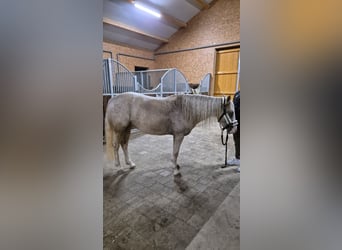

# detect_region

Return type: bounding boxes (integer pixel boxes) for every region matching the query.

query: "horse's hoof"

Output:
[127,161,136,169]
[173,172,182,177]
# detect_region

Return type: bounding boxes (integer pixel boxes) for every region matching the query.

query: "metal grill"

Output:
[160,69,190,95]
[103,59,191,96]
[199,73,211,94]
[103,59,136,96]
[133,69,167,96]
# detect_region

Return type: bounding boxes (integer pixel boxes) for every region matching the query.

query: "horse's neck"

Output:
[181,95,221,125]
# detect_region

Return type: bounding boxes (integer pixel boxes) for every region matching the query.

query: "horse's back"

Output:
[106,92,183,134]
[106,92,161,129]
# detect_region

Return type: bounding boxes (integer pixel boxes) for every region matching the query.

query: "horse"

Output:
[105,92,237,176]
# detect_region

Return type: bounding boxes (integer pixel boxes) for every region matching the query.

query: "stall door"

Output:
[214,48,240,98]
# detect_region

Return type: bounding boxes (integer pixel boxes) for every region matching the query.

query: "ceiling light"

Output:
[134,2,161,18]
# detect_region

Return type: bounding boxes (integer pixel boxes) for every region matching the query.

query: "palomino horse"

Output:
[105,92,237,176]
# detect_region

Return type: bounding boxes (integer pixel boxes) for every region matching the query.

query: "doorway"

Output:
[135,66,148,71]
[214,47,240,98]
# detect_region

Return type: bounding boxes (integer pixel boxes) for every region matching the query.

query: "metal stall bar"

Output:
[107,58,114,97]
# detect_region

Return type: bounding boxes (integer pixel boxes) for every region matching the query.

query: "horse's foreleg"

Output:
[173,134,185,177]
[121,129,136,169]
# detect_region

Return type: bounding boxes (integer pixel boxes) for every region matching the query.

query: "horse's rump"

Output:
[105,93,132,132]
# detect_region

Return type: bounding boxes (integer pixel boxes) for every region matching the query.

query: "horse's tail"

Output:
[105,114,114,161]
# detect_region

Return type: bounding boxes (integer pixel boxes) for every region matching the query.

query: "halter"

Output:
[218,96,238,131]
[219,96,238,167]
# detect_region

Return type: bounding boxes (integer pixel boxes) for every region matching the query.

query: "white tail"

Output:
[105,115,114,161]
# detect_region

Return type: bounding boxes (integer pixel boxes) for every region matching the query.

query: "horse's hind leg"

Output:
[105,117,114,161]
[121,128,136,169]
[112,131,121,168]
[173,134,185,177]
[105,118,121,168]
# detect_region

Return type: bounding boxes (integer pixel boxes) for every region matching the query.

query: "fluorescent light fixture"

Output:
[134,3,161,18]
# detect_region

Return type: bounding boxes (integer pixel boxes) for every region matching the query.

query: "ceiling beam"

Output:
[185,0,209,10]
[195,0,209,9]
[103,17,169,43]
[208,0,220,9]
[127,0,187,29]
[161,12,187,29]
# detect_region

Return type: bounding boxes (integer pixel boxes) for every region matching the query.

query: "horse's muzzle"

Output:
[228,125,238,134]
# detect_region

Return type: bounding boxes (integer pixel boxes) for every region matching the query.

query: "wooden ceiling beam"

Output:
[208,0,220,9]
[185,0,209,10]
[195,0,209,9]
[103,17,169,43]
[161,12,187,29]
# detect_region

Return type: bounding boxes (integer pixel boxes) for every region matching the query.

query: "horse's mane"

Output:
[177,94,221,124]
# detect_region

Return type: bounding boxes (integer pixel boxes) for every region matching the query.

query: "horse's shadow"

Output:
[197,163,239,173]
[173,175,189,192]
[103,168,134,192]
[172,163,239,192]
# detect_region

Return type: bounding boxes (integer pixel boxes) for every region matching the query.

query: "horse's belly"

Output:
[140,128,171,135]
[132,119,171,135]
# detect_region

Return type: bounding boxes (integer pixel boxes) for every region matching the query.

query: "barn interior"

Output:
[103,0,240,249]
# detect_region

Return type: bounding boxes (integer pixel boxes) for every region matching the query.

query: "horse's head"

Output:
[218,96,238,134]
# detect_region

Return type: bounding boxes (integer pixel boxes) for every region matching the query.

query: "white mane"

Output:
[178,94,222,125]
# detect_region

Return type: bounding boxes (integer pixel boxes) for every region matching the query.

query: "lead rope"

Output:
[221,128,229,145]
[221,96,229,167]
[221,127,229,166]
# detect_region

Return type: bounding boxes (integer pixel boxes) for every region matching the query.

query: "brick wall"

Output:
[155,0,240,93]
[103,42,156,71]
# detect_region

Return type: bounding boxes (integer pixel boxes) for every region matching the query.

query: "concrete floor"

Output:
[103,122,240,249]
